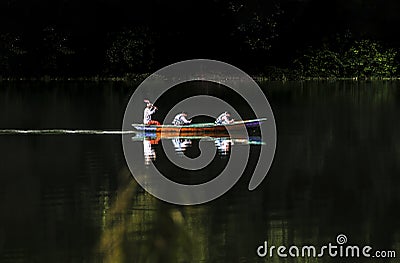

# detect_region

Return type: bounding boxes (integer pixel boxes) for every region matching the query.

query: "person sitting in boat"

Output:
[172,112,192,126]
[215,112,234,125]
[143,99,160,125]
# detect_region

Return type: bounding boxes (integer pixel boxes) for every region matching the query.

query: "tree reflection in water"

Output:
[97,168,195,263]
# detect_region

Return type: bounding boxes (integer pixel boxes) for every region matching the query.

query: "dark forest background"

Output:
[1,0,400,79]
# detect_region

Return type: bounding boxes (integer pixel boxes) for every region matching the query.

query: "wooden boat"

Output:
[132,118,266,137]
[131,135,265,145]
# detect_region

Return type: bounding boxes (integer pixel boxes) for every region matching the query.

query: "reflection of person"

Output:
[215,138,232,155]
[215,112,234,125]
[143,139,156,165]
[172,112,192,126]
[143,99,160,125]
[172,138,191,154]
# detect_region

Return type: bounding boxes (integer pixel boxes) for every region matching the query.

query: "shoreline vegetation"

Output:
[2,2,400,83]
[1,36,399,82]
[0,68,400,82]
[1,73,400,83]
[2,24,400,82]
[1,29,400,82]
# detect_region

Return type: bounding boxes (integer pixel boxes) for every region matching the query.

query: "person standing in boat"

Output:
[215,112,234,125]
[172,112,192,126]
[143,99,160,125]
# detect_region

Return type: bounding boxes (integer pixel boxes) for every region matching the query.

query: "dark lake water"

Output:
[0,81,399,262]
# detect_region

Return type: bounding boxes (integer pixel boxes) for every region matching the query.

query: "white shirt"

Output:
[172,114,191,125]
[215,113,232,125]
[143,107,156,124]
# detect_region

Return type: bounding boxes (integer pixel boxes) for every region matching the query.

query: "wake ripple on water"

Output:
[0,130,136,135]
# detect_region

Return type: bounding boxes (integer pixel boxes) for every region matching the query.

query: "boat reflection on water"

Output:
[171,138,192,155]
[214,138,231,155]
[135,135,263,165]
[143,138,160,165]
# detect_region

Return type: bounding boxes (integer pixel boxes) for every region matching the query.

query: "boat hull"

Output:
[132,118,265,137]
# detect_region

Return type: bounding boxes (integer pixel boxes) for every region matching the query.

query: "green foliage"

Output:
[0,33,26,74]
[296,38,398,79]
[40,26,75,74]
[105,28,154,74]
[344,40,397,79]
[229,0,282,53]
[236,13,279,52]
[262,66,301,81]
[295,46,344,78]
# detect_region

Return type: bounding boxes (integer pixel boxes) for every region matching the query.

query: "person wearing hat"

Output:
[143,99,160,125]
[172,112,192,126]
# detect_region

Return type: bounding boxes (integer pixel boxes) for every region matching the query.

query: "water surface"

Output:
[0,81,399,262]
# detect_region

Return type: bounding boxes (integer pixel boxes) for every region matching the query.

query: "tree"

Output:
[105,28,154,75]
[295,46,343,78]
[295,36,398,79]
[40,26,75,75]
[0,33,26,76]
[344,40,397,79]
[228,0,282,54]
